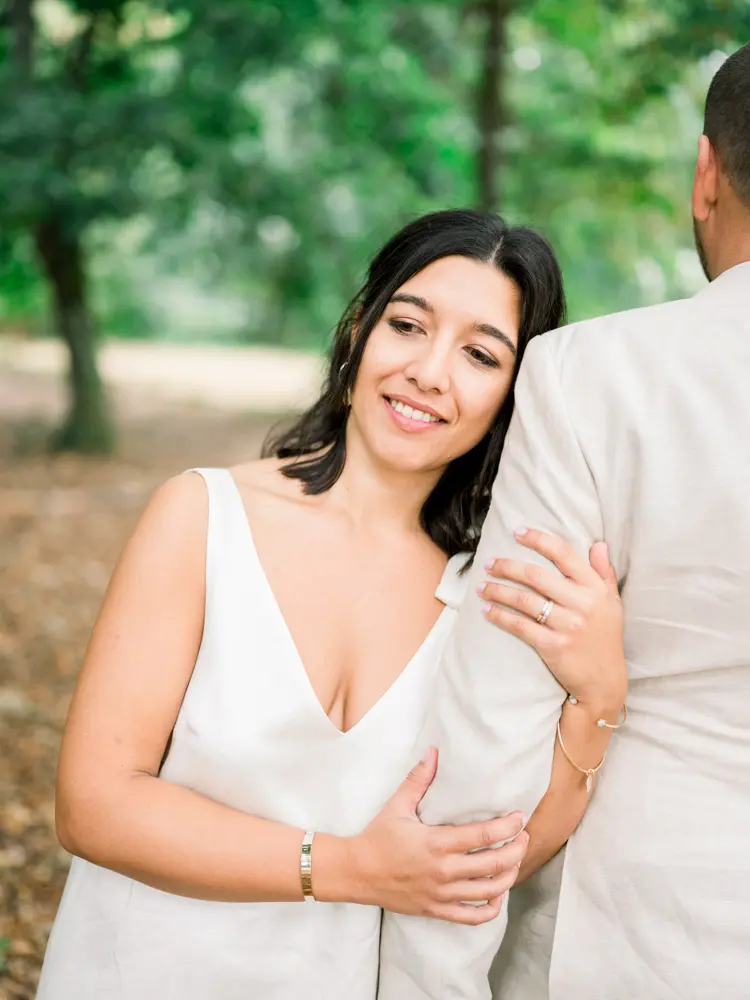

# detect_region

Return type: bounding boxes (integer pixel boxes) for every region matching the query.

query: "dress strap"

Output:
[435,552,472,610]
[183,468,250,590]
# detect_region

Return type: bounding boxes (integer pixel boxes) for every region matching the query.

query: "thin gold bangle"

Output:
[556,720,605,794]
[568,697,627,729]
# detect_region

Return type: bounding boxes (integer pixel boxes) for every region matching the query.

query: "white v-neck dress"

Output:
[37,468,469,1000]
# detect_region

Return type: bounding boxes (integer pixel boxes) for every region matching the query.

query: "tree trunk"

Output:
[8,0,35,73]
[34,218,115,453]
[476,0,511,211]
[10,1,112,453]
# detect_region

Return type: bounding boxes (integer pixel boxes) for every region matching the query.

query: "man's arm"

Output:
[378,333,604,1000]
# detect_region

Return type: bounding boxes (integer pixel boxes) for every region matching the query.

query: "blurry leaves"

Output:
[0,0,748,342]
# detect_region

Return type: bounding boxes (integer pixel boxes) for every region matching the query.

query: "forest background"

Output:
[2,1,748,451]
[0,3,748,997]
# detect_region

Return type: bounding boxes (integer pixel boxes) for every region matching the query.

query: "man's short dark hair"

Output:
[704,42,750,206]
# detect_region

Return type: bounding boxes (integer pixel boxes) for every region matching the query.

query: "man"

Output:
[378,42,750,1000]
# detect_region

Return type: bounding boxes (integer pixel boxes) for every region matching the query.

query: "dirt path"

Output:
[1,337,325,415]
[0,343,319,998]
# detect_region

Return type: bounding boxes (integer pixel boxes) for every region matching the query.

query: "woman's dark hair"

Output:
[264,208,566,557]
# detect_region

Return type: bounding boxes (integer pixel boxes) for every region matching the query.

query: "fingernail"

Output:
[484,558,494,570]
[481,603,492,615]
[476,583,486,596]
[514,527,528,537]
[520,812,529,826]
[420,748,431,764]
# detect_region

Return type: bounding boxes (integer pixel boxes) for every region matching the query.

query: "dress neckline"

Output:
[223,470,452,738]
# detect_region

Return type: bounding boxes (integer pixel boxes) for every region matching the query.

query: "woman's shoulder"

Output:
[129,460,280,544]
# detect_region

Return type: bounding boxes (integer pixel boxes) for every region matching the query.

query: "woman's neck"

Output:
[325,430,443,536]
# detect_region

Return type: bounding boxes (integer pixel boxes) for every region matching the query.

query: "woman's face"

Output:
[350,255,522,476]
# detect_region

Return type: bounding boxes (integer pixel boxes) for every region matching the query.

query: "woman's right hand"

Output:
[319,748,528,924]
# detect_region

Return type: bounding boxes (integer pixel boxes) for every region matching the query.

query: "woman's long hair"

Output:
[264,209,566,557]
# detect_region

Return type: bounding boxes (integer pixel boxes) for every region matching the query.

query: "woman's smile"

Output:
[384,395,446,432]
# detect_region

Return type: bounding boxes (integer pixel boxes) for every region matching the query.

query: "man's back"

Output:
[497,262,750,999]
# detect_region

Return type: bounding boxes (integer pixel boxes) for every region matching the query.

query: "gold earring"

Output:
[338,361,352,408]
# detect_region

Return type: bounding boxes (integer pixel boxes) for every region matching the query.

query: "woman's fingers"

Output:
[481,601,560,651]
[510,527,598,584]
[446,866,522,903]
[436,896,504,926]
[589,541,619,591]
[478,580,580,629]
[446,831,529,881]
[439,811,527,854]
[484,554,594,608]
[481,561,581,608]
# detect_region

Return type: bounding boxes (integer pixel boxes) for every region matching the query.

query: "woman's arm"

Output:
[480,529,627,882]
[515,694,619,883]
[57,473,528,917]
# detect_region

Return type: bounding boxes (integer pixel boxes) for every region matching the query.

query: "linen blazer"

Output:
[378,262,750,1000]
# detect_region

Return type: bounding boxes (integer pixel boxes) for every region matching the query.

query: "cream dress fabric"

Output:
[36,467,468,1000]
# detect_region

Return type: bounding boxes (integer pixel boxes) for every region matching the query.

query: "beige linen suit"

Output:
[378,263,750,1000]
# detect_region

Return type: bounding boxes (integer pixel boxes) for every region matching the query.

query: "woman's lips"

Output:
[383,396,445,432]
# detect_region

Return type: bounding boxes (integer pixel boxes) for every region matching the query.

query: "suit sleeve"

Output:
[377,334,604,999]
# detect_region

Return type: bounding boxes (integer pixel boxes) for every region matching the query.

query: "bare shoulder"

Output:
[229,456,307,508]
[110,472,214,586]
[138,470,210,541]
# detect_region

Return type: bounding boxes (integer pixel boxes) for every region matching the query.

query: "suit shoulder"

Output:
[539,296,694,361]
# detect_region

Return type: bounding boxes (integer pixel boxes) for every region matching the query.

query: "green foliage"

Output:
[1,0,749,349]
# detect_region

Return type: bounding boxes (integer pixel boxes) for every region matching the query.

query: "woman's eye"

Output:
[465,346,499,369]
[389,319,423,336]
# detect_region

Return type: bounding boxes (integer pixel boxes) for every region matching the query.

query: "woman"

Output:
[37,210,626,999]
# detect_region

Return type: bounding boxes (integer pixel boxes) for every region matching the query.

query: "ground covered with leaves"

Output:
[0,368,278,998]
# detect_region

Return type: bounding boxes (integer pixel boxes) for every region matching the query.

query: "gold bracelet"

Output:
[300,830,315,902]
[568,696,627,729]
[556,720,605,794]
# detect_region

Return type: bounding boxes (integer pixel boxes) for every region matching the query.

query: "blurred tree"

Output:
[1,0,749,439]
[153,0,477,343]
[0,0,257,451]
[510,0,750,317]
[475,0,513,210]
[3,0,124,451]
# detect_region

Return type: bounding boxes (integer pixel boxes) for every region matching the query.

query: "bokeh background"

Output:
[0,1,748,995]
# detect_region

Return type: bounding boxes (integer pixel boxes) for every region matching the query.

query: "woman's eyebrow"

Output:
[390,293,433,313]
[473,323,517,356]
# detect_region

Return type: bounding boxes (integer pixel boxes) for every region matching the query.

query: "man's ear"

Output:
[692,134,719,223]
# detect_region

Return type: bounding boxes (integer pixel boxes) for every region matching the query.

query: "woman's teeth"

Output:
[388,398,441,423]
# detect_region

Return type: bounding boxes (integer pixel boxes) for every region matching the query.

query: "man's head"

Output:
[693,42,750,280]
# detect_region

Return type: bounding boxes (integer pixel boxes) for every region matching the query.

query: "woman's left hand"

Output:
[479,528,626,711]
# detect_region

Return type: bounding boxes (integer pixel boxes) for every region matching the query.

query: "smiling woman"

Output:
[355,255,522,483]
[268,209,566,556]
[33,209,634,1000]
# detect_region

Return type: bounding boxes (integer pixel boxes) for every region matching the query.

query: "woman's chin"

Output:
[370,443,448,477]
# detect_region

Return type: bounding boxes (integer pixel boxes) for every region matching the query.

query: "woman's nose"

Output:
[405,342,451,395]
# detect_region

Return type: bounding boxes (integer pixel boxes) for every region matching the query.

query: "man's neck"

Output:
[711,216,750,280]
